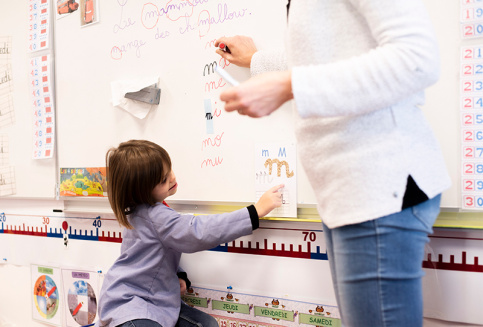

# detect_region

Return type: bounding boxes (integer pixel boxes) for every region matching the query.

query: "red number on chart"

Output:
[464,114,474,125]
[302,231,316,242]
[463,8,474,21]
[464,163,475,175]
[464,179,475,191]
[464,195,474,208]
[465,146,475,158]
[463,97,473,109]
[465,25,475,37]
[464,130,474,141]
[464,81,473,92]
[463,64,473,75]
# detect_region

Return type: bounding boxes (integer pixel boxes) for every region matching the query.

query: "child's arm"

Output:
[149,185,283,253]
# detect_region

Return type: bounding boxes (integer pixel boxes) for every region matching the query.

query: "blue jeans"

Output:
[117,302,218,327]
[322,195,441,327]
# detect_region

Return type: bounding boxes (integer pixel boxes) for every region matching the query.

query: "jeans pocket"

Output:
[411,194,441,232]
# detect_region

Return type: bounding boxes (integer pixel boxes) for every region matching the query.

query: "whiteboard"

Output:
[0,0,57,199]
[47,0,469,208]
[54,0,319,205]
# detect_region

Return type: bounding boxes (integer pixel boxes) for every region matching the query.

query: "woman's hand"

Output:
[220,71,293,118]
[215,35,257,68]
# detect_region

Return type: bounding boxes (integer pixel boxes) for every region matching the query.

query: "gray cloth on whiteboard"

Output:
[95,203,255,327]
[250,0,451,228]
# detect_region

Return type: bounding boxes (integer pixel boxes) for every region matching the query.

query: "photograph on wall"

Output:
[61,268,99,327]
[80,0,99,26]
[56,0,79,19]
[31,264,62,326]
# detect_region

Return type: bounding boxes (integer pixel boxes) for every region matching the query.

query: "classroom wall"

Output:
[1,198,483,326]
[2,0,483,326]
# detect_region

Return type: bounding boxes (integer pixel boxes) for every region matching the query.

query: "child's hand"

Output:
[179,278,186,295]
[255,184,284,218]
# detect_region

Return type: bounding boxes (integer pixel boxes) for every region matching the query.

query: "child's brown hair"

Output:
[106,140,171,229]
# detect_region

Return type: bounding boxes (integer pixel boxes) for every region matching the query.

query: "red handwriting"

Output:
[111,46,122,60]
[197,10,210,38]
[213,102,222,117]
[218,57,230,69]
[205,78,226,92]
[205,38,217,49]
[201,156,224,168]
[201,132,225,151]
[141,3,159,29]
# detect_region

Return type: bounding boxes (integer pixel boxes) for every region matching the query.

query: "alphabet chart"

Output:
[30,55,54,159]
[28,0,50,52]
[255,143,297,217]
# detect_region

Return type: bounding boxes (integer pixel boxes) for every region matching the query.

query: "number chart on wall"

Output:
[460,45,483,208]
[460,1,483,209]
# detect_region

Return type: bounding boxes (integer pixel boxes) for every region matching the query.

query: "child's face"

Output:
[151,170,178,203]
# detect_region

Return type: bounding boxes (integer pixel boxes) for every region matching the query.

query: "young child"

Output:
[96,139,283,327]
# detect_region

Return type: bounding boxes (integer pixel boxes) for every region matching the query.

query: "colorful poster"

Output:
[61,268,99,327]
[59,167,107,197]
[255,143,297,217]
[31,264,62,326]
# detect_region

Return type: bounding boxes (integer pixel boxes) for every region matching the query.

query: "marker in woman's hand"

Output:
[219,42,231,54]
[215,66,239,86]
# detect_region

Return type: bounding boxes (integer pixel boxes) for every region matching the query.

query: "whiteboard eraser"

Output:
[125,85,161,105]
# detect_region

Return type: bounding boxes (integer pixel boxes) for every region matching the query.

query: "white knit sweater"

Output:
[251,0,451,228]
